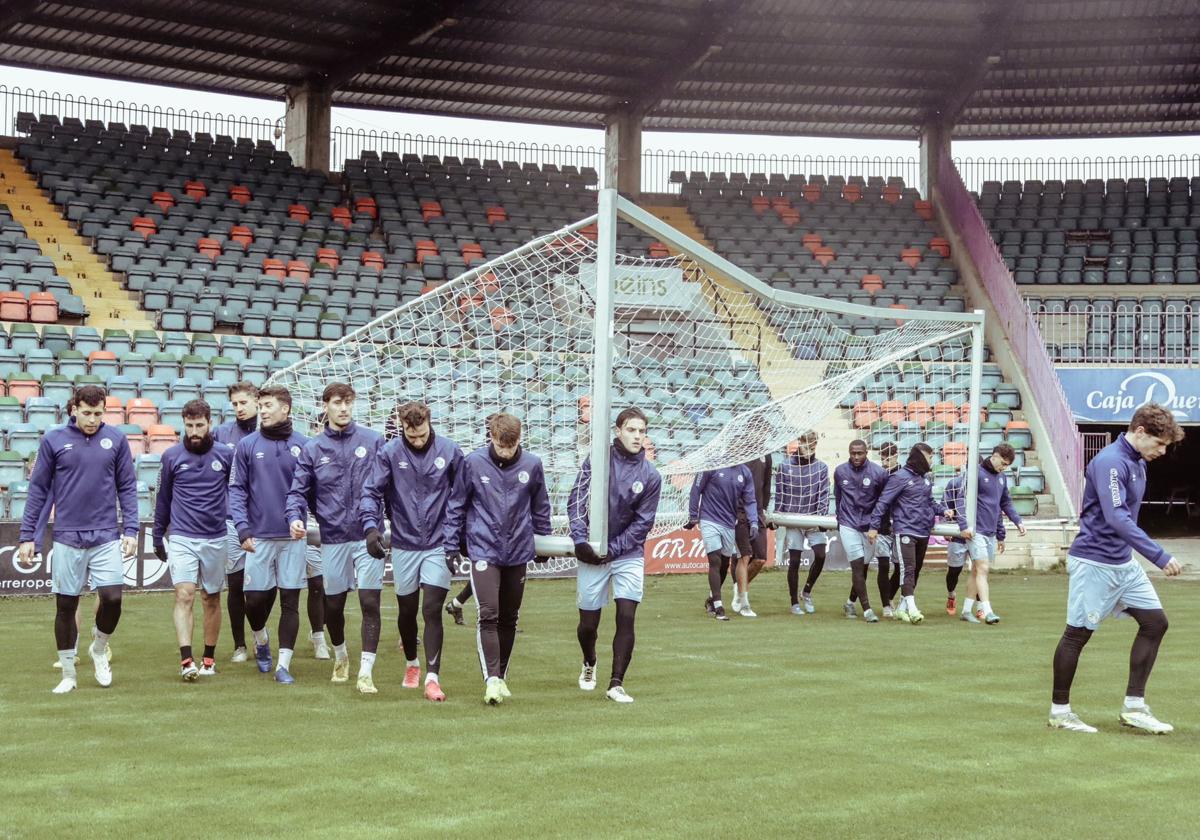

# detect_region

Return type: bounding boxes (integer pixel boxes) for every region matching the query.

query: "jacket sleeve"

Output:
[284,444,314,526]
[687,471,708,523]
[567,456,591,544]
[945,479,967,531]
[228,440,251,542]
[359,443,389,533]
[153,451,173,541]
[19,436,56,543]
[608,469,662,558]
[441,457,472,554]
[996,517,1007,542]
[869,470,905,532]
[1096,457,1168,567]
[759,455,771,513]
[928,481,946,521]
[817,463,830,517]
[115,436,139,538]
[832,466,844,519]
[740,468,759,536]
[530,461,553,537]
[999,476,1023,527]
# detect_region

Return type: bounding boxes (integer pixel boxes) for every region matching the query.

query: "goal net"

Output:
[267,194,984,572]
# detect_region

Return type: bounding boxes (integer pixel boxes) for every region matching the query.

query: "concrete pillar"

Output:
[918,121,951,199]
[285,81,332,174]
[603,109,643,197]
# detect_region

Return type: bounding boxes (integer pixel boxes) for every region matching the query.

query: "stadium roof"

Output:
[2,0,1199,140]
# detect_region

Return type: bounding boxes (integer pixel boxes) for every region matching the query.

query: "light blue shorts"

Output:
[577,555,644,609]
[838,526,872,562]
[700,520,738,557]
[305,543,323,578]
[946,541,969,568]
[168,535,226,594]
[1067,555,1162,631]
[873,536,892,561]
[52,540,123,596]
[392,547,450,596]
[322,540,382,595]
[968,533,997,564]
[786,527,827,551]
[224,520,246,574]
[244,538,308,591]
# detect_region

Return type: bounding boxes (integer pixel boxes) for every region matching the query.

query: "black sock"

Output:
[877,558,892,606]
[324,591,348,647]
[203,644,215,660]
[803,545,826,595]
[359,589,381,654]
[787,549,803,604]
[226,570,246,648]
[610,599,637,688]
[719,555,730,587]
[888,562,900,601]
[277,589,300,650]
[55,594,80,651]
[306,575,324,635]
[421,584,447,673]
[850,559,871,612]
[707,552,725,601]
[1125,608,1168,698]
[577,608,601,666]
[1052,624,1093,705]
[180,645,193,662]
[396,591,420,661]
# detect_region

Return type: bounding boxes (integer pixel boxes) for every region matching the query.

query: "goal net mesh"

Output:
[267,219,979,572]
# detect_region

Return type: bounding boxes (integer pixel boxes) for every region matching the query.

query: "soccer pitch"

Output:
[2,571,1197,839]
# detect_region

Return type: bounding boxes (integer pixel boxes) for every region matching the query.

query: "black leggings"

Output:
[894,535,929,598]
[324,591,348,646]
[707,552,730,601]
[306,575,324,635]
[577,599,638,688]
[472,562,526,679]
[1052,609,1169,705]
[802,545,826,594]
[946,564,964,594]
[420,583,448,673]
[788,545,824,604]
[359,589,381,654]
[54,590,119,650]
[226,569,246,648]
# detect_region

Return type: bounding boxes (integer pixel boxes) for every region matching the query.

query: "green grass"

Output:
[2,571,1198,839]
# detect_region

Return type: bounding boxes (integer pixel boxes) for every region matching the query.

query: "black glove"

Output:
[760,514,775,531]
[153,539,167,563]
[534,555,549,564]
[446,551,462,574]
[365,528,386,560]
[574,542,602,565]
[684,521,697,531]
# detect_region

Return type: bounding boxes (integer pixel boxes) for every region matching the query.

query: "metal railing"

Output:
[1027,303,1197,367]
[0,85,280,145]
[954,155,1200,195]
[330,127,603,177]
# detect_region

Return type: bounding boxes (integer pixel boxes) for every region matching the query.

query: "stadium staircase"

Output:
[0,149,150,331]
[643,202,858,460]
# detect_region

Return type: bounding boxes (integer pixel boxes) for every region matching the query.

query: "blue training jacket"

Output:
[153,441,233,541]
[568,442,663,560]
[1069,435,1168,568]
[442,446,553,566]
[774,455,830,517]
[833,459,889,531]
[869,465,944,537]
[689,465,758,534]
[945,474,1007,544]
[228,427,310,542]
[286,422,384,545]
[360,431,463,551]
[20,419,138,548]
[952,459,1022,538]
[213,417,256,518]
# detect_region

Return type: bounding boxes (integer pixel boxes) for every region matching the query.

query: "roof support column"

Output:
[285,81,332,174]
[604,108,643,197]
[919,121,951,200]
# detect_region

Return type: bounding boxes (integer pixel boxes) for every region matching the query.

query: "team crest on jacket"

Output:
[632,480,644,494]
[475,560,488,572]
[862,477,871,486]
[100,438,113,450]
[354,446,367,458]
[290,446,301,457]
[518,470,530,484]
[434,456,446,470]
[211,461,223,471]
[736,474,744,483]
[397,459,410,469]
[319,456,331,465]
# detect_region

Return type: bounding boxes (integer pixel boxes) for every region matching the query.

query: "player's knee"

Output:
[421,598,443,624]
[706,551,723,570]
[307,575,323,593]
[97,585,122,608]
[1139,610,1168,638]
[55,593,80,616]
[975,559,990,575]
[174,584,196,603]
[1062,624,1093,650]
[812,544,826,562]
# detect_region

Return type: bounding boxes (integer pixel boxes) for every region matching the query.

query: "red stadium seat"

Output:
[197,238,221,260]
[102,395,125,426]
[184,180,207,200]
[132,216,157,238]
[147,424,179,455]
[330,207,351,228]
[354,197,377,218]
[853,400,880,429]
[648,242,670,259]
[750,195,769,215]
[287,204,310,223]
[914,200,934,220]
[942,441,968,468]
[286,260,310,281]
[933,400,959,425]
[843,183,863,203]
[801,233,823,252]
[476,271,500,295]
[882,185,902,204]
[929,236,951,258]
[486,205,507,225]
[907,400,933,427]
[490,306,515,331]
[420,200,443,222]
[262,258,286,278]
[461,243,486,265]
[861,274,884,294]
[229,185,251,204]
[961,402,987,425]
[361,251,384,272]
[230,226,253,246]
[125,398,158,430]
[880,400,906,426]
[6,373,39,403]
[315,248,340,270]
[415,240,439,264]
[900,248,922,269]
[458,293,484,313]
[124,431,147,458]
[802,184,822,203]
[28,292,57,323]
[813,246,836,267]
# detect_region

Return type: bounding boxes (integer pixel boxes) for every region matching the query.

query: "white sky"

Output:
[5,66,1199,161]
